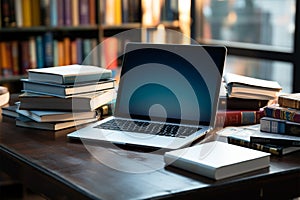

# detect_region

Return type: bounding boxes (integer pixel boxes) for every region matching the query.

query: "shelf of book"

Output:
[0,0,190,93]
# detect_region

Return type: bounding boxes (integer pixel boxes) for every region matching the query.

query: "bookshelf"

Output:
[0,0,191,93]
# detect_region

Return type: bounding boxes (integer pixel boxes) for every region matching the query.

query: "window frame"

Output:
[191,0,300,92]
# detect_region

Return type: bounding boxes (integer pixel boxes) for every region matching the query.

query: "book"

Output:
[260,117,300,136]
[27,64,112,84]
[164,141,270,180]
[43,32,54,67]
[217,125,300,156]
[21,78,115,97]
[219,96,270,111]
[0,86,9,107]
[264,105,300,123]
[250,133,300,147]
[18,89,116,111]
[1,104,19,118]
[278,93,300,109]
[224,73,282,100]
[16,115,98,131]
[215,109,264,127]
[16,108,98,122]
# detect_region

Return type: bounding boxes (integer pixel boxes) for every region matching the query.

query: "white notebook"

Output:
[164,141,270,180]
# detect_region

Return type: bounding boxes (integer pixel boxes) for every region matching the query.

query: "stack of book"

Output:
[216,73,282,127]
[15,64,116,131]
[256,93,300,146]
[217,124,300,156]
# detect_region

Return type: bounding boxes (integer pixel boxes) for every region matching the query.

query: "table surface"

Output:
[0,113,300,200]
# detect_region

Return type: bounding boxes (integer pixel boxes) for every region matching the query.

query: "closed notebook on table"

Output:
[164,141,270,180]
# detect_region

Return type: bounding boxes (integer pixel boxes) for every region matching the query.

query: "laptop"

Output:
[68,43,227,149]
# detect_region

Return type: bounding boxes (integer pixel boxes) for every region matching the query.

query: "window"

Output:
[192,0,299,92]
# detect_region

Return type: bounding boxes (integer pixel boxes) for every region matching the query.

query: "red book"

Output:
[215,109,265,127]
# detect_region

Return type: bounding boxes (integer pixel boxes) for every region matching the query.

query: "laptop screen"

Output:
[114,43,226,126]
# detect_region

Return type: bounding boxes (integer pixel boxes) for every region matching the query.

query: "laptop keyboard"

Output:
[94,119,201,138]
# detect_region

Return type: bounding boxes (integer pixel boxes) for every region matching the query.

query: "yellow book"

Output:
[22,0,32,27]
[114,0,122,25]
[57,41,65,66]
[31,0,41,26]
[72,0,79,26]
[64,38,71,65]
[70,40,77,64]
[0,42,9,71]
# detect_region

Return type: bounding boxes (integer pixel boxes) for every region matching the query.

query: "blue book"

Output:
[36,36,44,68]
[76,38,83,64]
[50,0,57,26]
[43,32,54,67]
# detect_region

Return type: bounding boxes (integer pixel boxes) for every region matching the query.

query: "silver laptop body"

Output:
[68,43,227,149]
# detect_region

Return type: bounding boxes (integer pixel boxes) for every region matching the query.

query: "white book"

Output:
[16,108,97,122]
[27,64,112,84]
[164,141,270,180]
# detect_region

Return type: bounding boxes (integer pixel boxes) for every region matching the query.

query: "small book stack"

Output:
[216,73,282,127]
[15,64,116,131]
[254,93,300,147]
[217,125,300,156]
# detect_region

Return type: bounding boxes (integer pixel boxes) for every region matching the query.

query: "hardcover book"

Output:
[27,64,112,84]
[219,96,270,111]
[250,133,300,147]
[21,78,115,97]
[278,93,300,109]
[16,115,98,131]
[224,73,282,100]
[18,89,116,111]
[217,126,300,156]
[164,141,270,180]
[260,117,300,136]
[16,108,98,122]
[215,109,264,127]
[1,104,19,118]
[264,105,300,123]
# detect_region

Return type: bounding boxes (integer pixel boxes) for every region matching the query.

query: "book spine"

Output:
[227,137,282,156]
[20,40,31,74]
[22,0,32,27]
[50,0,57,26]
[250,136,300,147]
[264,106,300,123]
[57,0,64,26]
[260,117,286,134]
[15,0,23,27]
[43,32,54,67]
[1,0,11,27]
[31,0,41,26]
[89,0,96,25]
[215,110,264,127]
[40,0,50,26]
[64,0,72,26]
[79,0,89,25]
[278,95,300,110]
[11,40,19,75]
[72,0,79,26]
[29,37,37,69]
[36,36,44,68]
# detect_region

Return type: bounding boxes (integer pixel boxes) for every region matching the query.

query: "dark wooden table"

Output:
[0,114,300,200]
